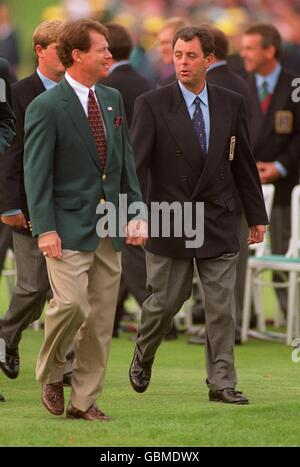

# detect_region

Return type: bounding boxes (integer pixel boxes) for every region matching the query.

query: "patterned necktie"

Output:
[192,96,207,156]
[260,80,271,114]
[88,89,107,171]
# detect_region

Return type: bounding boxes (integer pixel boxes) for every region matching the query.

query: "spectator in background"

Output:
[240,23,300,317]
[0,54,15,403]
[0,3,20,76]
[157,17,188,85]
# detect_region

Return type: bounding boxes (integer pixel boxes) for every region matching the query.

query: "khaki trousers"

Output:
[36,237,121,411]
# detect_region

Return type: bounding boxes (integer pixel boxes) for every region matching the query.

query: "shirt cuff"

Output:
[39,230,56,237]
[274,161,287,178]
[1,209,22,216]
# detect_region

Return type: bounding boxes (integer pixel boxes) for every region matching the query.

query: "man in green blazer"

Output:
[24,19,146,421]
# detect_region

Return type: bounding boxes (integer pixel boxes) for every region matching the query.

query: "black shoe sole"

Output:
[0,362,19,380]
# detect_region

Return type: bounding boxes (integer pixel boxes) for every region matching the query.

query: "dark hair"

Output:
[209,27,228,60]
[106,23,133,61]
[57,18,108,68]
[172,26,215,57]
[244,23,282,59]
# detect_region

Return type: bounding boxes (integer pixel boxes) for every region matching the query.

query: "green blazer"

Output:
[24,79,143,252]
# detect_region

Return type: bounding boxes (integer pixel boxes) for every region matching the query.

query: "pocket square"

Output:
[114,116,123,128]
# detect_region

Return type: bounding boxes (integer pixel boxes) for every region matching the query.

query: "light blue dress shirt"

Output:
[178,80,210,153]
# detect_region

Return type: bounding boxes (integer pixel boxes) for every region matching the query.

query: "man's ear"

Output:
[72,49,82,63]
[204,53,214,70]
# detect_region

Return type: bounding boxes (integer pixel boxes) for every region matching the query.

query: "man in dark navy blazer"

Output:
[129,27,268,404]
[0,55,15,403]
[240,23,300,316]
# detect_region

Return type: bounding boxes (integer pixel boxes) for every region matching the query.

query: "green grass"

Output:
[0,327,300,446]
[0,271,298,446]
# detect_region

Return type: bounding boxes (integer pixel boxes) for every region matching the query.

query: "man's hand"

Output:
[257,161,281,183]
[126,219,148,246]
[1,213,28,229]
[38,232,62,259]
[248,225,267,245]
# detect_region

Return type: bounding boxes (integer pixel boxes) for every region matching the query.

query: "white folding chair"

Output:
[242,184,300,345]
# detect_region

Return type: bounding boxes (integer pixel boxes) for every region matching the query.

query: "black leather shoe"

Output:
[0,346,20,379]
[209,388,249,404]
[129,349,153,393]
[62,371,72,387]
[0,393,5,402]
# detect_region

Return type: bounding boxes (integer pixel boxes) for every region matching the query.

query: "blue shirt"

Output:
[178,80,210,153]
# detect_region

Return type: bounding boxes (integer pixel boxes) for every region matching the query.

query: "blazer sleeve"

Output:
[24,97,57,236]
[231,96,269,227]
[0,59,15,156]
[0,86,24,212]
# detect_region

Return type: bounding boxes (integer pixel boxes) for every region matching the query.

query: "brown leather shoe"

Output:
[66,403,110,421]
[209,388,249,404]
[42,382,64,415]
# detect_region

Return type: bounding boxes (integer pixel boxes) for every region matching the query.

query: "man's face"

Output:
[173,37,212,92]
[38,42,65,77]
[240,33,274,73]
[79,30,112,81]
[158,27,175,65]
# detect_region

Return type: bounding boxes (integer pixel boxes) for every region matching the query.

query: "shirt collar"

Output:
[37,68,60,90]
[178,80,208,109]
[109,60,130,74]
[255,62,282,94]
[208,60,227,71]
[65,71,96,95]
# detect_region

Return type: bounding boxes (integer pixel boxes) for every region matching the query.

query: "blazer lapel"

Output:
[191,84,229,198]
[60,79,101,172]
[164,82,205,175]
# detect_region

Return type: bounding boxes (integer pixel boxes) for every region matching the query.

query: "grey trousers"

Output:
[136,251,239,391]
[0,231,51,349]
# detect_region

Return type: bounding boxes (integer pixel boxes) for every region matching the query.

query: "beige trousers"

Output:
[36,237,121,411]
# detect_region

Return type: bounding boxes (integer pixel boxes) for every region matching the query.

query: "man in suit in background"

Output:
[189,26,253,345]
[129,27,268,404]
[0,56,15,282]
[101,23,155,338]
[0,21,65,382]
[24,19,146,421]
[240,23,300,317]
[0,55,15,403]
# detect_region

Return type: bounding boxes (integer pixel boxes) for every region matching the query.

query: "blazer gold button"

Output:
[102,174,106,181]
[100,198,106,204]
